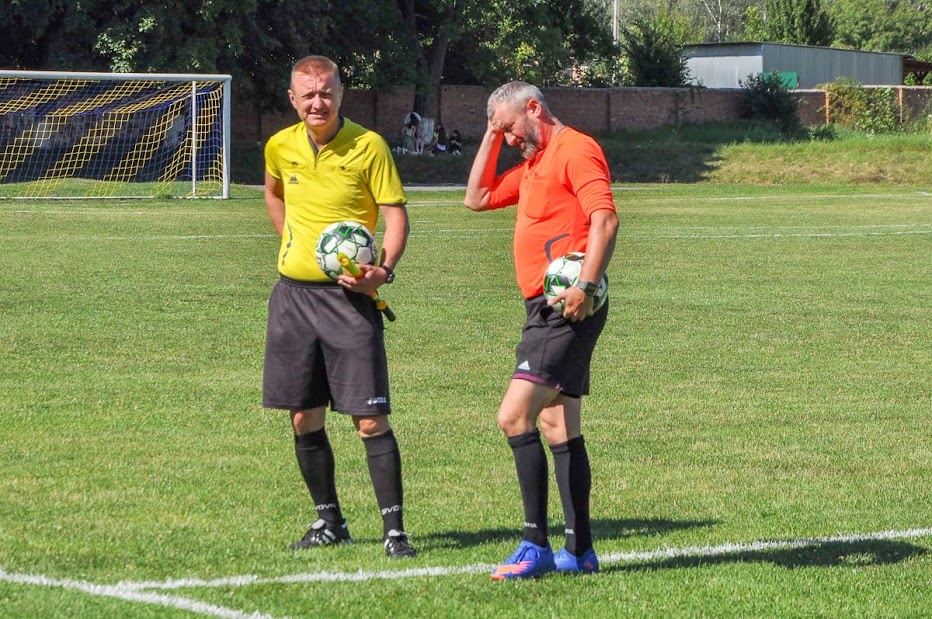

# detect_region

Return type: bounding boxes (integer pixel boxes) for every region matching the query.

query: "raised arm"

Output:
[464,120,504,211]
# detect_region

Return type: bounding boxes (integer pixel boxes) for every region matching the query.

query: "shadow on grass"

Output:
[421,517,716,550]
[603,539,927,573]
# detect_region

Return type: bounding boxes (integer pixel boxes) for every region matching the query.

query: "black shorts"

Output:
[512,295,608,397]
[262,277,390,415]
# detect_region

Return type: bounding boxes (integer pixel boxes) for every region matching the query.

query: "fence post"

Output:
[898,86,904,124]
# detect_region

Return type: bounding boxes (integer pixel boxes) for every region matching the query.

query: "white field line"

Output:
[0,233,277,242]
[2,527,930,618]
[1,223,929,243]
[409,190,932,206]
[0,569,274,619]
[405,226,932,241]
[94,234,278,241]
[406,188,932,206]
[6,189,930,215]
[624,228,932,240]
[631,191,932,204]
[9,210,258,216]
[5,226,927,243]
[639,222,932,231]
[599,526,932,564]
[120,526,932,591]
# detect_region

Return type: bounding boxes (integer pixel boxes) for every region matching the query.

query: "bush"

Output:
[806,124,837,141]
[821,78,900,134]
[739,71,800,135]
[904,99,932,134]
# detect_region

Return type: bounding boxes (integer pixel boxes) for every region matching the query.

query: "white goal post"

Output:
[0,70,231,199]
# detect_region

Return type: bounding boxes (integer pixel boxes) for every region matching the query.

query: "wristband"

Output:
[381,265,396,284]
[575,280,598,296]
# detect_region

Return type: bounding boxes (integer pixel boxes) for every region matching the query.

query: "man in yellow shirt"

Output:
[263,55,414,558]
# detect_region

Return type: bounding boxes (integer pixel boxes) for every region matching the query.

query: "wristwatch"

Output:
[381,265,396,284]
[575,280,598,296]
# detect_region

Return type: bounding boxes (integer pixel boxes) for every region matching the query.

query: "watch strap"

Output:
[381,264,395,283]
[575,280,598,296]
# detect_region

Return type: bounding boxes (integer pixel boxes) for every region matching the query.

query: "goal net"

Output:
[0,70,231,199]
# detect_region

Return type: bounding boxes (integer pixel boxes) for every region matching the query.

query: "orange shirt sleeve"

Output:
[565,137,614,216]
[487,162,524,210]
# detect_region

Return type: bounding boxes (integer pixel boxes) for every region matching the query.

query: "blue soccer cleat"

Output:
[490,540,556,580]
[554,547,600,574]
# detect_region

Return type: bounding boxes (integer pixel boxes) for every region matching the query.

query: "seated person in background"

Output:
[448,129,463,155]
[432,124,448,155]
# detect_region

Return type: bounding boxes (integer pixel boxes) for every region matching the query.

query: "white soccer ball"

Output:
[543,252,608,314]
[315,220,377,280]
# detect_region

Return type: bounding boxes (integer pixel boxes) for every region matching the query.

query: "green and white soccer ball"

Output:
[543,252,608,314]
[315,220,377,280]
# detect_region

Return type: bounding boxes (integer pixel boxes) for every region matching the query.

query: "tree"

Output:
[395,0,616,112]
[691,0,749,42]
[828,0,932,55]
[387,0,618,144]
[395,0,465,121]
[0,0,61,69]
[619,16,692,87]
[749,0,833,46]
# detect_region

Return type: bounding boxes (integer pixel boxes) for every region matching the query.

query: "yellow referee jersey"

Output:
[265,118,407,281]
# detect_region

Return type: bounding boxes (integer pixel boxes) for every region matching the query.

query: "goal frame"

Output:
[0,70,232,199]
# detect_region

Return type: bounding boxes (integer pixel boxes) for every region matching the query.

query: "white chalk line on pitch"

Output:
[6,189,930,215]
[631,191,932,204]
[0,569,275,619]
[5,226,926,243]
[4,528,930,619]
[409,226,932,240]
[0,233,279,242]
[406,190,932,205]
[9,209,259,216]
[625,228,932,239]
[1,223,929,243]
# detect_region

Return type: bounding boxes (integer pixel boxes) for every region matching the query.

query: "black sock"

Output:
[362,429,405,536]
[508,429,549,547]
[294,429,343,523]
[550,435,592,555]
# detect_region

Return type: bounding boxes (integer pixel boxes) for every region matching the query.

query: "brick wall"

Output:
[232,86,931,143]
[896,87,932,122]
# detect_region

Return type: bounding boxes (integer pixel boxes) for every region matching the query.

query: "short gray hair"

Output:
[486,81,551,119]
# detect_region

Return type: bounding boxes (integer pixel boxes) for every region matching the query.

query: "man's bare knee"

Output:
[355,415,390,438]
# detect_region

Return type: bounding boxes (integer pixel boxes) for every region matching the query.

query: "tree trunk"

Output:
[398,0,454,123]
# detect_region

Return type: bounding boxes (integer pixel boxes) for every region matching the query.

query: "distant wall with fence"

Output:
[234,85,932,145]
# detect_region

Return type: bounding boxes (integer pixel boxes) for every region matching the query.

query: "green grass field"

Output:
[1,184,930,618]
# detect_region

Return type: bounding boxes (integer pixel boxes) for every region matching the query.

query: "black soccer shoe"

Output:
[290,519,353,550]
[384,529,417,558]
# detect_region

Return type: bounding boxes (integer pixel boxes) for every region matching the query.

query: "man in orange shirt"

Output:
[465,81,618,580]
